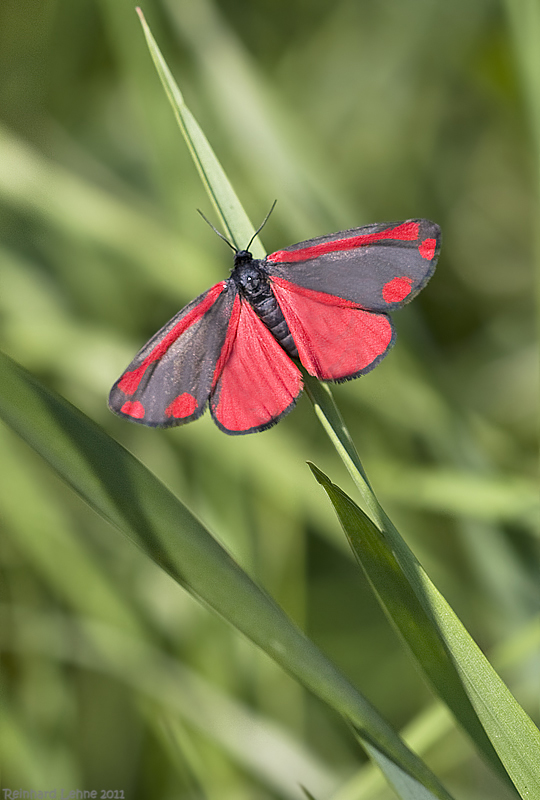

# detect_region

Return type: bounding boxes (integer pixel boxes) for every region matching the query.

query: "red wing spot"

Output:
[118,368,145,395]
[382,276,413,303]
[166,393,198,419]
[121,400,145,419]
[419,238,437,260]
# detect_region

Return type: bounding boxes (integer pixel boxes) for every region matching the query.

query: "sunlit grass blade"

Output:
[353,737,452,800]
[136,7,263,256]
[0,350,454,800]
[310,462,540,798]
[332,615,540,800]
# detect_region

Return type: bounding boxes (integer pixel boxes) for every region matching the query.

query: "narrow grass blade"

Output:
[359,740,451,800]
[136,7,263,256]
[310,462,540,798]
[0,351,454,800]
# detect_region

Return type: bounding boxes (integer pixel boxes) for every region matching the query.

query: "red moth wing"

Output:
[265,219,440,311]
[210,296,302,434]
[270,277,395,381]
[109,282,235,427]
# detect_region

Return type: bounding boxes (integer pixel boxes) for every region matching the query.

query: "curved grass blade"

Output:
[136,7,263,257]
[310,460,540,798]
[0,350,454,800]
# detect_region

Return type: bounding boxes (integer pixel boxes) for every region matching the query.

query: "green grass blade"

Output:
[136,7,264,256]
[358,740,452,800]
[0,350,454,800]
[310,462,540,798]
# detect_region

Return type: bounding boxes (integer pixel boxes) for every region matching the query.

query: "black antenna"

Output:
[196,209,237,252]
[246,199,277,251]
[197,200,278,253]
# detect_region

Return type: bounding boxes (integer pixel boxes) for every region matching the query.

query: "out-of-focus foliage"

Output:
[0,0,537,798]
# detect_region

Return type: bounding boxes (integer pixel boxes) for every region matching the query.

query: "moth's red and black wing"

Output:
[265,219,440,311]
[209,295,302,434]
[262,218,439,382]
[109,281,235,427]
[109,281,303,434]
[270,278,395,381]
[110,218,440,432]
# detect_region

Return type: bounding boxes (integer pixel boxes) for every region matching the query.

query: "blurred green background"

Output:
[0,0,537,798]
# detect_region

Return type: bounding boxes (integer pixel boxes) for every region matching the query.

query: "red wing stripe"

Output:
[211,295,242,390]
[118,282,226,395]
[271,277,363,308]
[267,222,420,264]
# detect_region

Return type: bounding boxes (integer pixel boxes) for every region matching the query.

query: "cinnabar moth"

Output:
[109,218,440,434]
